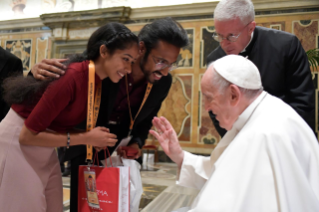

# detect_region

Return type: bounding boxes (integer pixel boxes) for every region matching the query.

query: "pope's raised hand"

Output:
[149,116,184,168]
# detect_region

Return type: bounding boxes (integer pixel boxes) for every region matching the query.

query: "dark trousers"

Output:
[70,153,87,212]
[60,161,71,173]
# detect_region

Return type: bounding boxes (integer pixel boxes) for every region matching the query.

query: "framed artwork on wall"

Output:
[177,28,195,69]
[52,40,87,59]
[5,39,32,71]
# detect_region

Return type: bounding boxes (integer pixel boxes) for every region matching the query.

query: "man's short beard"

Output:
[139,54,159,85]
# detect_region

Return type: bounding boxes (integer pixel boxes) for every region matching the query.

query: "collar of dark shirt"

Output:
[109,74,148,123]
[127,73,148,88]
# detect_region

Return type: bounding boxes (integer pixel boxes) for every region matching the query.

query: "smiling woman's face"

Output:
[101,44,139,83]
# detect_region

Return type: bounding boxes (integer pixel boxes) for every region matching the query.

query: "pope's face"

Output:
[214,18,255,55]
[201,70,236,130]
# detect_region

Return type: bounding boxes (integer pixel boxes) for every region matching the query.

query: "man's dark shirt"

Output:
[110,74,147,123]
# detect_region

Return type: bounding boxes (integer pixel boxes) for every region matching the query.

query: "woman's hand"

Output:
[19,125,117,148]
[86,127,118,147]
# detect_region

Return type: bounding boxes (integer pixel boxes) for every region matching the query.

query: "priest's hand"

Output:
[31,58,67,80]
[149,116,184,168]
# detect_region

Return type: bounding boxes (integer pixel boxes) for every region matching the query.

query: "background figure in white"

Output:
[150,55,319,212]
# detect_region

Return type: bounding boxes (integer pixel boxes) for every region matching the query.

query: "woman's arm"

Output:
[19,125,117,147]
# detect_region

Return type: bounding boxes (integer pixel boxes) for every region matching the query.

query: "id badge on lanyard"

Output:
[85,61,101,209]
[83,168,100,209]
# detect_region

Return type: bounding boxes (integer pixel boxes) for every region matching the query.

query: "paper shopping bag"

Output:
[78,161,130,211]
[103,156,143,212]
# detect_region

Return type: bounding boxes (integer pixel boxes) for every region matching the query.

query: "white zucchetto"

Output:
[213,55,262,89]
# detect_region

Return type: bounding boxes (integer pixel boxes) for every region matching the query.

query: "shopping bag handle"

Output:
[93,148,113,167]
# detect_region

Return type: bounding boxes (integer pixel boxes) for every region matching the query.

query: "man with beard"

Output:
[30,17,189,211]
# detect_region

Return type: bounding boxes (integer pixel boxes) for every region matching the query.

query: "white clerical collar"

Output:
[232,91,267,131]
[241,31,254,53]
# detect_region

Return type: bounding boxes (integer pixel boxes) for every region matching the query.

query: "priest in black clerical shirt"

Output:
[207,0,315,136]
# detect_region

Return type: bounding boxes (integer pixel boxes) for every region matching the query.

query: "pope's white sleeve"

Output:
[177,151,212,190]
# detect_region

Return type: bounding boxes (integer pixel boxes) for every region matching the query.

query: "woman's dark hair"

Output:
[67,22,138,65]
[3,22,138,105]
[138,17,189,59]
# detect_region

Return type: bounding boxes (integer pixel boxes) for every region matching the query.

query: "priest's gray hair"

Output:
[210,67,263,99]
[214,0,255,25]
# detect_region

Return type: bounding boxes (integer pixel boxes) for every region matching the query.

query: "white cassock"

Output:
[178,91,319,212]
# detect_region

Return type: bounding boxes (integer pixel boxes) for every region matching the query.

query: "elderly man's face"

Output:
[214,18,255,55]
[201,69,237,130]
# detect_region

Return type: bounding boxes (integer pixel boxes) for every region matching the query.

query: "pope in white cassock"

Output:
[150,55,319,212]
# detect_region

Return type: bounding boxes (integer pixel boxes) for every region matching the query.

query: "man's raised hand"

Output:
[149,116,184,168]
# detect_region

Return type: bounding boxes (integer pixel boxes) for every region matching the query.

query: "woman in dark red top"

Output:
[0,23,139,212]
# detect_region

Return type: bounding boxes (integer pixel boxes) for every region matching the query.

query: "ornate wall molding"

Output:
[0,17,45,31]
[36,38,48,63]
[129,0,319,22]
[252,0,319,10]
[0,1,318,31]
[39,7,131,40]
[52,39,87,58]
[40,6,131,29]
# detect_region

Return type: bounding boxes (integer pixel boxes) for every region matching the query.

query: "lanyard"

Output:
[86,60,102,163]
[125,74,153,137]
